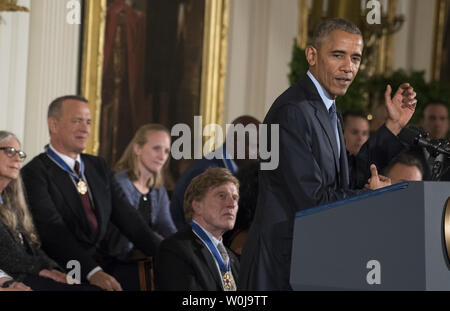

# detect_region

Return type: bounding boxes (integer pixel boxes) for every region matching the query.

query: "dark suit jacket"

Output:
[21,153,162,280]
[155,225,240,291]
[239,75,404,290]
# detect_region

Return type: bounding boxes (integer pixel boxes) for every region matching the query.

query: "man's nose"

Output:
[341,57,352,72]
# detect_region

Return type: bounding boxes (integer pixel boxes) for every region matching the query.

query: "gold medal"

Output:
[222,271,236,291]
[77,180,88,195]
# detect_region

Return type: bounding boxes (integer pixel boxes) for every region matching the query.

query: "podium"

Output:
[290,182,450,290]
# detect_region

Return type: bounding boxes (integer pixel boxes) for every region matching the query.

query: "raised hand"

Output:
[385,83,417,135]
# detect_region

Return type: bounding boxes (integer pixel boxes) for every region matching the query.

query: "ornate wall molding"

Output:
[200,0,230,128]
[80,0,107,155]
[432,0,448,80]
[0,0,29,12]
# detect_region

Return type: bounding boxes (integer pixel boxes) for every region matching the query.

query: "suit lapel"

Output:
[337,115,349,187]
[193,233,223,289]
[302,75,341,176]
[314,104,341,175]
[42,155,92,239]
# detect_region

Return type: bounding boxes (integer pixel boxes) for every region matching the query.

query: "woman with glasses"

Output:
[0,131,99,291]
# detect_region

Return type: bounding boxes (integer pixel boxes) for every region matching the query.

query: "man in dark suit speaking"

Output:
[239,18,417,290]
[21,95,162,291]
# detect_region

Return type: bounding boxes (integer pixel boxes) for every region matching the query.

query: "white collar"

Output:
[307,71,335,111]
[192,220,222,247]
[49,144,81,171]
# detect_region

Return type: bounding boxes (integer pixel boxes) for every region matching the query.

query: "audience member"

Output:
[370,103,388,133]
[406,102,450,180]
[0,131,97,291]
[170,115,260,229]
[343,111,370,156]
[422,101,449,140]
[155,168,240,291]
[21,95,162,291]
[110,124,176,260]
[383,152,423,183]
[344,111,370,188]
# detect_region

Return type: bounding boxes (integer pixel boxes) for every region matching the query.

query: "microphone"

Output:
[399,126,450,157]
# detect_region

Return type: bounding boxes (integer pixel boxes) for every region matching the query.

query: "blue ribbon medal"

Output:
[45,146,88,195]
[191,222,236,290]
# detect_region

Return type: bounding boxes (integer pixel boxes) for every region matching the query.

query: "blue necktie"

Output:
[329,103,340,158]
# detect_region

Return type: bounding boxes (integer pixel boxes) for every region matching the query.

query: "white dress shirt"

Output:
[0,269,11,279]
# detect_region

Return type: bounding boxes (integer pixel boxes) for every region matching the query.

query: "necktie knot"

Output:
[329,103,337,116]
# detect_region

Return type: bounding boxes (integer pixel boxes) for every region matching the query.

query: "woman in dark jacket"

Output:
[0,131,97,291]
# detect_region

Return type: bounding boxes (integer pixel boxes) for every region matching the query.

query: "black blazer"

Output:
[154,225,240,291]
[0,220,60,281]
[239,75,404,290]
[21,153,162,279]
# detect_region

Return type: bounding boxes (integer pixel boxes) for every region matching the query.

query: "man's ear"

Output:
[305,45,317,67]
[48,117,57,134]
[192,200,202,215]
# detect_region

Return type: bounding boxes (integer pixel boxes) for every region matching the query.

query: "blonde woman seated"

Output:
[0,131,98,291]
[111,124,177,259]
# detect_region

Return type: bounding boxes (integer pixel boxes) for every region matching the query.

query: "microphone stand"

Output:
[427,139,450,181]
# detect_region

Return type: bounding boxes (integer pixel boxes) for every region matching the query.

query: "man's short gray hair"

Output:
[47,95,88,119]
[310,18,362,49]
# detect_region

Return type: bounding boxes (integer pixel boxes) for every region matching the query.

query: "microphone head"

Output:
[398,126,420,146]
[407,125,429,138]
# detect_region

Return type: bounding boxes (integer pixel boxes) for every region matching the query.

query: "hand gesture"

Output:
[89,270,122,291]
[365,164,391,190]
[0,277,32,291]
[385,83,417,135]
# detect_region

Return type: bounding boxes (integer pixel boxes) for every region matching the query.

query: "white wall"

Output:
[393,0,437,81]
[224,0,298,124]
[0,0,30,144]
[0,0,81,161]
[24,0,81,161]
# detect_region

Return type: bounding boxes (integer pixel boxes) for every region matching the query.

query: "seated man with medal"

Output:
[155,168,239,291]
[21,96,162,291]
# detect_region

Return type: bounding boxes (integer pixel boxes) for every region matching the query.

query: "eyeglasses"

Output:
[0,147,27,160]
